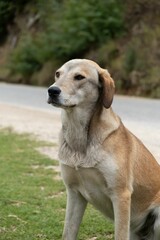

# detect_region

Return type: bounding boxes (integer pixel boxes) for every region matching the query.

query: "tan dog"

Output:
[47,59,160,240]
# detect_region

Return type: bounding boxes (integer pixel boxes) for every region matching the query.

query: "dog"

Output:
[47,59,160,240]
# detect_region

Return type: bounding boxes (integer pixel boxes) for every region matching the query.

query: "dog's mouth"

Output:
[47,97,62,107]
[47,97,76,108]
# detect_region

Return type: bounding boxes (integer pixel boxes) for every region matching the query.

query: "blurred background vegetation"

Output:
[0,0,160,97]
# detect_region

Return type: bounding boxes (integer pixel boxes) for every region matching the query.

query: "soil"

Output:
[0,103,61,161]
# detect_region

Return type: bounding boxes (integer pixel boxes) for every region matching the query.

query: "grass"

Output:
[0,129,114,240]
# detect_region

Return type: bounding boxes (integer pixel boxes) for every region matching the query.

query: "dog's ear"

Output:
[85,59,115,108]
[98,69,115,108]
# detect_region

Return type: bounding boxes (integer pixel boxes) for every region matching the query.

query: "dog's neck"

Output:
[61,103,120,153]
[61,105,94,152]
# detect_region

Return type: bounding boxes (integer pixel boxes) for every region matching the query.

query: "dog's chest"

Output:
[61,164,114,219]
[59,131,118,187]
[59,138,102,168]
[59,125,113,168]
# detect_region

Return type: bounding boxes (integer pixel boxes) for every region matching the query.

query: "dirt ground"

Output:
[0,103,61,160]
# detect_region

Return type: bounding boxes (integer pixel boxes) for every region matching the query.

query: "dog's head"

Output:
[47,59,115,109]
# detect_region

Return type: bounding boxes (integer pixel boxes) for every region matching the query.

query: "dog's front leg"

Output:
[112,190,131,240]
[62,187,87,240]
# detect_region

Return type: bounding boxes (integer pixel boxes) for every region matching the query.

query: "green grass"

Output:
[0,129,114,240]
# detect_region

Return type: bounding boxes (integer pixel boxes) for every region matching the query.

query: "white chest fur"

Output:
[58,107,118,181]
[59,136,102,168]
[59,131,118,195]
[61,163,115,220]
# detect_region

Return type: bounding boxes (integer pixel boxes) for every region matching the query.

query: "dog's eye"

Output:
[74,74,85,81]
[55,71,60,78]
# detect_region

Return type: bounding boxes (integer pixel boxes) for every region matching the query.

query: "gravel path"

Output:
[0,103,61,160]
[0,103,60,142]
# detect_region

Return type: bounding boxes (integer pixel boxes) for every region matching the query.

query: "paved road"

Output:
[0,82,160,120]
[0,82,51,111]
[0,82,160,162]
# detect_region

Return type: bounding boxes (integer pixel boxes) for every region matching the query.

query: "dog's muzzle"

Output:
[47,86,61,105]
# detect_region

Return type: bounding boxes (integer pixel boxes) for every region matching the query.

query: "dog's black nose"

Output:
[48,86,61,97]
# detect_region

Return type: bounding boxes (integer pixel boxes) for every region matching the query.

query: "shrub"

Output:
[0,0,15,42]
[9,36,43,77]
[51,0,124,60]
[123,47,137,74]
[9,0,124,77]
[0,0,33,42]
